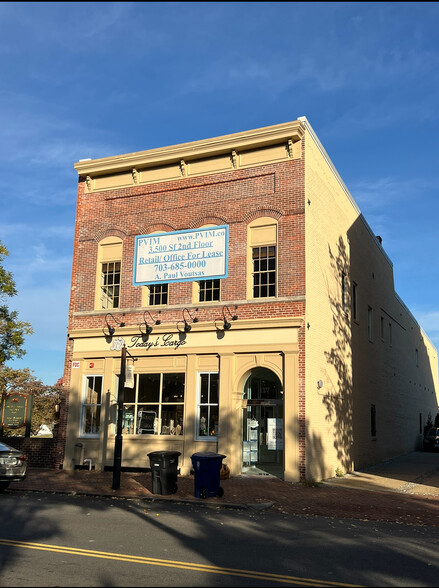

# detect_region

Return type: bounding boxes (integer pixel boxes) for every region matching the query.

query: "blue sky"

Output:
[1,2,439,386]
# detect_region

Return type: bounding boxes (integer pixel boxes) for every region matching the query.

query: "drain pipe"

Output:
[83,458,93,471]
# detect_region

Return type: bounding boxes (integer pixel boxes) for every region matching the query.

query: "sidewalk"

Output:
[7,451,439,527]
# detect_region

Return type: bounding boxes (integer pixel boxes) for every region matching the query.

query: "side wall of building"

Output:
[348,217,439,468]
[303,128,359,480]
[303,121,439,479]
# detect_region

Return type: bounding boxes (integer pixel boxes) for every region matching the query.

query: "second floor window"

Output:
[199,279,220,302]
[149,283,168,306]
[252,245,276,298]
[100,261,120,309]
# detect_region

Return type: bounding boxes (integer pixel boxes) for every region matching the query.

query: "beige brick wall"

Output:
[349,217,439,468]
[304,132,359,480]
[303,125,439,479]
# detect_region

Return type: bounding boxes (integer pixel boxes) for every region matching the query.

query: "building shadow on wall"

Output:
[321,236,354,475]
[322,221,438,476]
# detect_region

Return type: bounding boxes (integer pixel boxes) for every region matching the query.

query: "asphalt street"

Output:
[0,492,438,587]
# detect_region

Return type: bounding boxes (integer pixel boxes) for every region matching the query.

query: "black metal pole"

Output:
[112,344,126,490]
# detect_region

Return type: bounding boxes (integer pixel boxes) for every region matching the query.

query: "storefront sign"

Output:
[133,226,228,285]
[127,333,186,352]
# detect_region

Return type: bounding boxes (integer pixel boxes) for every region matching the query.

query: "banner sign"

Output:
[133,226,228,286]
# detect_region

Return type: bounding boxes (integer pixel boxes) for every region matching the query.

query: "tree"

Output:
[0,241,33,364]
[0,366,62,436]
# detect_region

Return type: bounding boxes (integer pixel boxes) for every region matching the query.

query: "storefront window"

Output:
[196,372,219,439]
[81,375,102,436]
[122,373,185,435]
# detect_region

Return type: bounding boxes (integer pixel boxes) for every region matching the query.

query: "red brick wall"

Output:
[1,431,62,469]
[69,163,305,321]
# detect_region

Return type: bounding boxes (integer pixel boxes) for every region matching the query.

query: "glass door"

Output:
[242,368,284,479]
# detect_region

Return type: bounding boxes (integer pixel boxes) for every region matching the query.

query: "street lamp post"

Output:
[112,344,126,490]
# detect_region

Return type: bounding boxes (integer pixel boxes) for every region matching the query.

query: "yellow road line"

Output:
[0,539,361,587]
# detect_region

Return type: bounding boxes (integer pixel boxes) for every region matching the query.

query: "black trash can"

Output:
[191,452,226,499]
[148,451,181,495]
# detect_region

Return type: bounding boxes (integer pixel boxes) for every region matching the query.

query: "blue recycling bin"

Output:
[148,450,181,495]
[191,452,226,499]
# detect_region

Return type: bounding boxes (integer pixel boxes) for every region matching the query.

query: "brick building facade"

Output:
[59,118,438,482]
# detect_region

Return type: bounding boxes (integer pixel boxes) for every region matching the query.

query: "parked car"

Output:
[423,427,439,452]
[0,441,27,491]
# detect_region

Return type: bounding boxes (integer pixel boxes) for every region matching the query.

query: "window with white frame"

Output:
[248,218,278,299]
[252,246,276,298]
[81,375,103,436]
[100,261,121,309]
[196,372,219,439]
[95,237,123,310]
[121,373,185,435]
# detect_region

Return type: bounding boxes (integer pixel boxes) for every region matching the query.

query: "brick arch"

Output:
[234,364,283,394]
[189,215,228,229]
[243,207,284,224]
[133,222,177,235]
[92,228,128,243]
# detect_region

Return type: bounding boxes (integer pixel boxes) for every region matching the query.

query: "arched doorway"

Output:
[242,367,284,479]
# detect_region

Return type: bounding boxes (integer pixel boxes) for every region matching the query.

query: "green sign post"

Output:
[0,393,34,437]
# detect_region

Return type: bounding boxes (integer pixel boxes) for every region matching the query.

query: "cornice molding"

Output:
[74,120,305,177]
